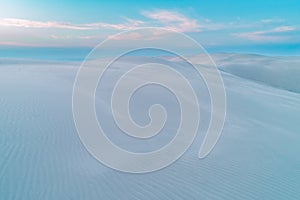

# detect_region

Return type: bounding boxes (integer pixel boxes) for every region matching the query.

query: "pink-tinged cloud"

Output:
[0,11,204,34]
[141,10,201,32]
[273,26,296,32]
[0,18,143,31]
[233,26,297,42]
[107,32,144,40]
[0,18,93,30]
[106,29,169,41]
[50,34,101,40]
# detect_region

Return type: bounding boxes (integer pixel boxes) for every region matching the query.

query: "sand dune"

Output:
[0,54,299,199]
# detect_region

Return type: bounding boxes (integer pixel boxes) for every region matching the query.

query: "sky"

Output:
[0,0,299,55]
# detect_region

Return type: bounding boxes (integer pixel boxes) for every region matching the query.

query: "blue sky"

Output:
[0,0,299,54]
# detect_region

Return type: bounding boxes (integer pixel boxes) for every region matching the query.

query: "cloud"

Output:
[50,34,101,40]
[83,18,144,31]
[0,11,298,47]
[261,18,285,24]
[0,18,92,30]
[233,26,297,42]
[273,26,296,32]
[107,32,144,40]
[106,29,169,41]
[0,11,201,33]
[0,18,143,31]
[0,10,223,39]
[141,10,201,32]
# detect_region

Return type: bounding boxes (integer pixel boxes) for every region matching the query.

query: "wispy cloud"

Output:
[0,10,205,46]
[272,26,296,32]
[107,29,169,41]
[0,18,92,30]
[141,10,201,32]
[50,34,101,40]
[0,11,201,33]
[0,10,298,47]
[261,18,285,25]
[0,18,145,31]
[233,26,297,42]
[0,10,203,33]
[107,32,144,40]
[83,18,144,31]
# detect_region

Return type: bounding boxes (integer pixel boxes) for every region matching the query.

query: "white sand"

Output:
[0,55,299,199]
